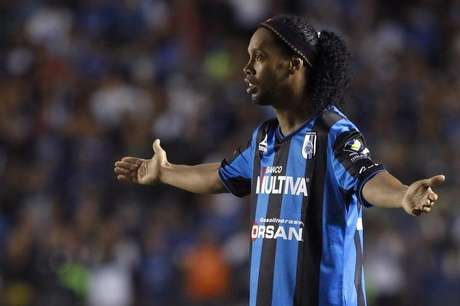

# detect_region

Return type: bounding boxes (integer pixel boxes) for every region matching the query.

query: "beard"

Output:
[250,84,282,106]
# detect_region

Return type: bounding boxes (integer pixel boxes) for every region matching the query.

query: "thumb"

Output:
[426,174,446,187]
[152,139,166,159]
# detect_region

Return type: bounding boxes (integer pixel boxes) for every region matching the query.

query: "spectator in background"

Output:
[183,229,230,306]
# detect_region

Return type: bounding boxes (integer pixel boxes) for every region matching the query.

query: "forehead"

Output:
[247,27,279,52]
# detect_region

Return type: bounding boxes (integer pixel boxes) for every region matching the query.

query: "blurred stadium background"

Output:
[0,0,459,306]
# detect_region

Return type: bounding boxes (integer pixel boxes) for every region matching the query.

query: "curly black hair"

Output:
[260,15,351,111]
[309,30,351,110]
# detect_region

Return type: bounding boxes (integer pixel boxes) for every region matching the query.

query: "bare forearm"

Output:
[160,162,226,194]
[362,171,408,208]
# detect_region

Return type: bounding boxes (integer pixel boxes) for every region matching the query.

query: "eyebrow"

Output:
[247,47,266,55]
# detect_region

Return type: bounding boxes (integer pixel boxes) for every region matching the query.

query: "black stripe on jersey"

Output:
[256,135,292,306]
[250,119,279,218]
[218,175,252,197]
[294,110,342,306]
[249,119,278,304]
[354,231,365,306]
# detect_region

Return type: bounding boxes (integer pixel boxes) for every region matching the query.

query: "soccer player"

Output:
[114,15,445,306]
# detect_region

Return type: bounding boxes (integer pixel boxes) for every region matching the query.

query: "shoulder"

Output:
[317,106,372,156]
[317,105,360,140]
[257,117,278,133]
[252,117,278,141]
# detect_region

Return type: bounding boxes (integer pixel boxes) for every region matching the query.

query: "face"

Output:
[244,28,292,106]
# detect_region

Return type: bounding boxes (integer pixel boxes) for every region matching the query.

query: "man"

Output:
[114,15,445,306]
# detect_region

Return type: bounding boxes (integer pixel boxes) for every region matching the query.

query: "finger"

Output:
[114,167,131,175]
[152,139,160,153]
[426,175,446,187]
[115,161,139,170]
[115,161,130,168]
[422,198,432,207]
[121,157,143,165]
[428,191,438,201]
[116,160,137,168]
[117,175,131,182]
[114,163,136,172]
[152,139,166,157]
[118,173,139,183]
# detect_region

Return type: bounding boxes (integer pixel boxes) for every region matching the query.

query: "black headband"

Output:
[259,17,317,67]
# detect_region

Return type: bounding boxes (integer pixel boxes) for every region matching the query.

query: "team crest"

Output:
[302,132,316,159]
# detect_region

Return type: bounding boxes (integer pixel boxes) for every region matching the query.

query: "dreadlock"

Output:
[309,30,351,110]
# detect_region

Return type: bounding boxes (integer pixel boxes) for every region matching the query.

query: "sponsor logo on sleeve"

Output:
[344,138,370,155]
[344,138,372,162]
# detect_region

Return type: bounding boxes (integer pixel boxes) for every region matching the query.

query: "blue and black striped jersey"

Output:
[219,105,385,306]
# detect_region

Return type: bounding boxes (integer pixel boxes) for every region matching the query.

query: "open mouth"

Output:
[245,78,258,95]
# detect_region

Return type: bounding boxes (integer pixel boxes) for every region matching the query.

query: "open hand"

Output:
[114,139,168,185]
[402,175,445,216]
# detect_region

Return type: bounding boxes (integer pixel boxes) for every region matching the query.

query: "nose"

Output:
[243,59,255,76]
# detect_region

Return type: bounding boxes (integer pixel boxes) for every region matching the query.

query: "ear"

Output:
[289,56,304,74]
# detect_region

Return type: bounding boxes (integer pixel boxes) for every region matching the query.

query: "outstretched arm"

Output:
[160,163,226,194]
[362,171,445,216]
[114,139,226,194]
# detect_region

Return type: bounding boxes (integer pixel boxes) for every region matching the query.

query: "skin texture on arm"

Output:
[362,171,445,216]
[160,163,226,194]
[114,139,226,194]
[362,171,408,209]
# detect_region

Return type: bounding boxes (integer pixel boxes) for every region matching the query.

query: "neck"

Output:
[274,92,314,136]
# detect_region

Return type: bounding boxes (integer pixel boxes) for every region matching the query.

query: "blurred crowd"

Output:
[0,0,459,306]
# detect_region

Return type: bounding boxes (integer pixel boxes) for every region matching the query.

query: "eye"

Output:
[255,53,264,62]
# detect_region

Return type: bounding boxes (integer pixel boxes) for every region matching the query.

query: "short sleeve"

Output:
[218,135,255,197]
[331,130,385,207]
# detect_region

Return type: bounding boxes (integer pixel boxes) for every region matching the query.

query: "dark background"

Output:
[0,0,459,306]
